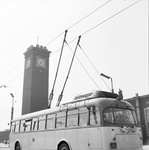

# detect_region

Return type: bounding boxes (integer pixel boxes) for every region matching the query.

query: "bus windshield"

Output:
[103,107,138,125]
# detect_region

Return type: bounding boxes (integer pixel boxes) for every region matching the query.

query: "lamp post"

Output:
[100,73,114,93]
[10,93,14,121]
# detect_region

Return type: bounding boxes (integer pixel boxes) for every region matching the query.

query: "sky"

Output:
[0,0,148,131]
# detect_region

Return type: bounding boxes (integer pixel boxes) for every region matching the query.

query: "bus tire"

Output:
[59,143,69,150]
[15,142,21,150]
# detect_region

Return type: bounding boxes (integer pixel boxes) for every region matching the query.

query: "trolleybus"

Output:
[10,90,143,150]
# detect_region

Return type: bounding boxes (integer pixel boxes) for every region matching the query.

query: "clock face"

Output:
[38,59,45,67]
[36,56,46,68]
[25,57,31,69]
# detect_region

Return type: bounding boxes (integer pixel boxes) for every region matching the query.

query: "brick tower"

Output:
[22,45,51,115]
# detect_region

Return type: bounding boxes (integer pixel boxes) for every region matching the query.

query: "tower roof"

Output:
[24,44,51,56]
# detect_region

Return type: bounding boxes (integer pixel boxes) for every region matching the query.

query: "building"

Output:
[22,45,51,115]
[0,130,10,143]
[125,94,149,145]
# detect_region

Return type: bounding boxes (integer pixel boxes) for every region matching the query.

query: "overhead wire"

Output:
[0,0,141,90]
[0,61,24,81]
[81,0,141,36]
[65,41,101,90]
[51,0,141,56]
[45,0,111,47]
[4,73,24,85]
[49,0,141,91]
[78,44,111,91]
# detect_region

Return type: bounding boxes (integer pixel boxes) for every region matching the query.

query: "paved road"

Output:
[0,143,149,150]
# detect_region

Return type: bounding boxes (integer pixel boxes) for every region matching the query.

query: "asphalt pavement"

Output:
[0,143,149,150]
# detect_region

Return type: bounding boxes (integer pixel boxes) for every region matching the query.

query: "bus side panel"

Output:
[30,132,38,150]
[10,132,38,150]
[37,132,46,149]
[65,129,79,150]
[78,128,89,150]
[88,127,102,149]
[43,131,57,150]
[56,130,67,147]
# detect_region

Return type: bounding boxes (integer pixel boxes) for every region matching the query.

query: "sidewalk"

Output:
[0,143,9,148]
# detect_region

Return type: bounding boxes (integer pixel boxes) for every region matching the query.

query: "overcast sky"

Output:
[0,0,148,131]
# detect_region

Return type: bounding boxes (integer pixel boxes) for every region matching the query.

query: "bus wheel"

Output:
[59,143,69,150]
[15,142,21,150]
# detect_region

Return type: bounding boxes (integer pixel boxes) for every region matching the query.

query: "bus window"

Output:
[15,121,20,132]
[11,122,15,132]
[56,111,66,128]
[46,114,55,129]
[103,108,137,125]
[32,117,38,131]
[103,108,114,123]
[114,108,136,125]
[78,107,88,126]
[20,120,25,132]
[39,115,46,130]
[132,110,138,124]
[90,106,100,125]
[25,119,32,131]
[67,109,78,127]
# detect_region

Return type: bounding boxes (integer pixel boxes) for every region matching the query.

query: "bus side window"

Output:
[67,109,78,127]
[32,117,38,131]
[90,106,100,125]
[11,122,15,132]
[56,111,66,128]
[46,114,55,129]
[39,115,46,130]
[20,120,25,132]
[25,119,32,131]
[15,121,20,132]
[78,107,88,126]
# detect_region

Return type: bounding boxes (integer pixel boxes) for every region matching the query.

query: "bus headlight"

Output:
[110,142,117,149]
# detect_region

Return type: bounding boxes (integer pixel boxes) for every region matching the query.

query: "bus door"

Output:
[78,106,102,150]
[88,127,102,149]
[77,127,102,150]
[88,106,102,149]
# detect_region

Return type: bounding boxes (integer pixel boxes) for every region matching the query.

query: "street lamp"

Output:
[100,73,114,93]
[10,93,14,121]
[0,85,8,88]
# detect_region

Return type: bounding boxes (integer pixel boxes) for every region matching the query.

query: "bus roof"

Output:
[74,90,118,101]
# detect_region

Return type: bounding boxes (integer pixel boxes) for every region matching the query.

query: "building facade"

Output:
[125,94,149,145]
[0,130,10,143]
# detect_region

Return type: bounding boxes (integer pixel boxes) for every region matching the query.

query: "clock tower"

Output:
[22,45,51,115]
